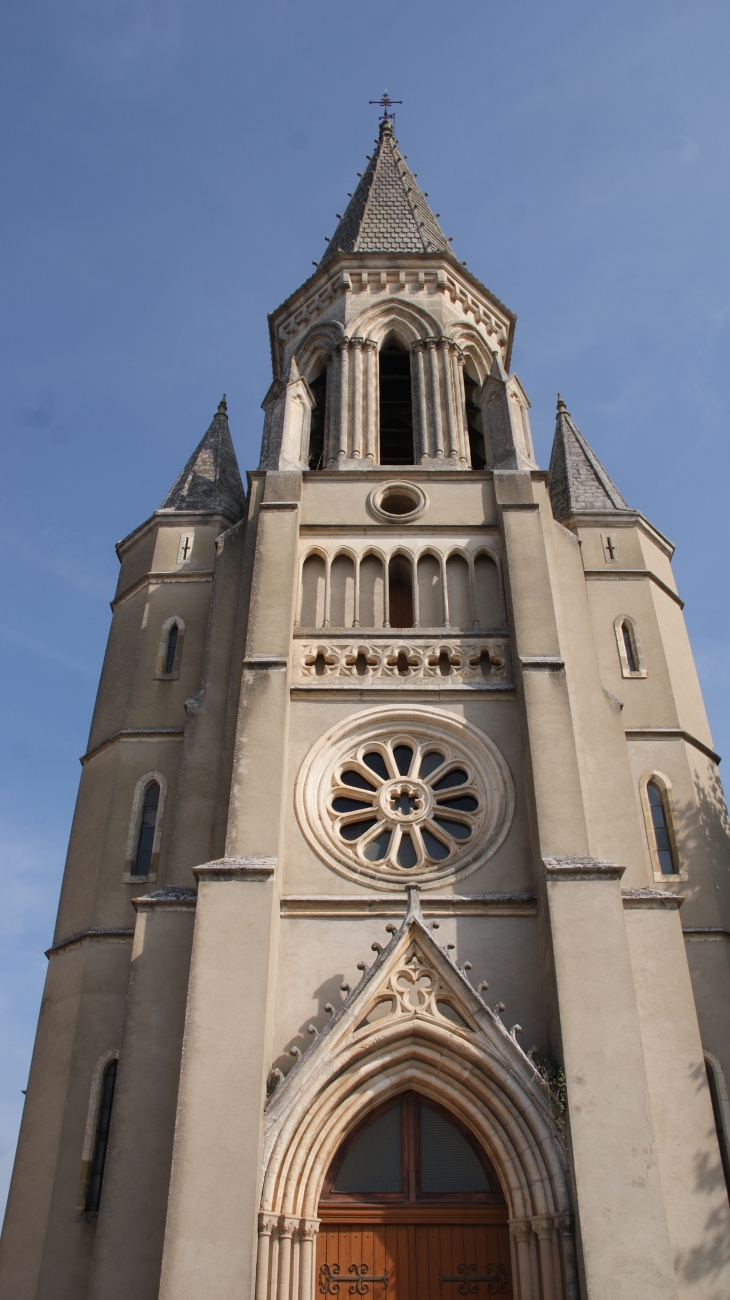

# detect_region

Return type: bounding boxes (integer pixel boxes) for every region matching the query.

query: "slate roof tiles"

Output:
[319,115,451,268]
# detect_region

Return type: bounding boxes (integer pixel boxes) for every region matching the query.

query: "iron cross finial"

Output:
[369,90,402,119]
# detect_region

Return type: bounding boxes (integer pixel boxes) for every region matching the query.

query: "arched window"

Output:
[135,782,160,877]
[329,554,356,628]
[300,555,326,628]
[358,554,385,628]
[614,615,646,678]
[705,1053,730,1198]
[379,343,414,465]
[308,369,327,470]
[622,622,638,672]
[388,555,413,628]
[155,615,185,679]
[446,554,473,629]
[463,371,486,469]
[417,553,444,627]
[164,623,178,675]
[320,1093,503,1204]
[85,1058,117,1212]
[474,553,502,629]
[644,777,678,876]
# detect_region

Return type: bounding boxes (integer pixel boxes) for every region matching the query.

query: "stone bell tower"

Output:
[2,108,730,1300]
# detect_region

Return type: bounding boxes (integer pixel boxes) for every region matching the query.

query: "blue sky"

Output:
[1,0,729,1212]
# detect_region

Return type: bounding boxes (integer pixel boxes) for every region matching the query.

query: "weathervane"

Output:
[369,89,402,120]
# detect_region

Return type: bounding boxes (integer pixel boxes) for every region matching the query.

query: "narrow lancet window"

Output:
[464,372,486,469]
[647,781,677,875]
[308,370,327,470]
[379,344,414,464]
[85,1059,117,1212]
[164,623,179,675]
[388,555,413,628]
[622,621,638,673]
[134,782,160,877]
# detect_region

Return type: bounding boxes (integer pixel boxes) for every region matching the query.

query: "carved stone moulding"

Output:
[295,705,515,890]
[297,638,512,687]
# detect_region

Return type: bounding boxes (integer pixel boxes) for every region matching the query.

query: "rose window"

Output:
[328,738,480,873]
[296,706,515,889]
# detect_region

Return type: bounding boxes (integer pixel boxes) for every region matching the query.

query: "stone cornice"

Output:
[46,927,134,959]
[193,857,277,883]
[622,888,684,910]
[280,892,537,917]
[560,510,674,558]
[582,568,683,609]
[133,887,197,912]
[115,509,237,559]
[543,857,625,882]
[111,569,214,611]
[624,728,720,766]
[81,727,184,767]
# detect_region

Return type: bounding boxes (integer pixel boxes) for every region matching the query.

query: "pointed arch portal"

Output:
[258,894,576,1300]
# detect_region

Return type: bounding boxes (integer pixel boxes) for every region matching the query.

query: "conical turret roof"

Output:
[318,115,451,268]
[548,396,629,521]
[160,397,245,520]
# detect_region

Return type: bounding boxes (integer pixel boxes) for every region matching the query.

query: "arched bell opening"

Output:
[379,341,415,466]
[308,368,328,470]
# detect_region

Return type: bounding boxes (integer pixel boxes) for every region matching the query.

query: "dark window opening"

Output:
[647,781,676,875]
[622,622,639,673]
[134,782,160,877]
[388,556,413,628]
[379,345,414,465]
[85,1059,117,1212]
[464,372,486,470]
[163,623,179,675]
[321,1092,503,1205]
[308,370,327,470]
[706,1061,730,1198]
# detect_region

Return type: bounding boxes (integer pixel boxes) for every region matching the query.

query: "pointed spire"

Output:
[318,116,451,268]
[160,396,246,520]
[548,395,629,522]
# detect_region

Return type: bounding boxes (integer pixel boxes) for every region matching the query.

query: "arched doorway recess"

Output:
[318,1090,512,1298]
[258,890,576,1300]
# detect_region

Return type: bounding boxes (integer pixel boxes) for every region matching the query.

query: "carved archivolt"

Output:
[297,639,511,686]
[258,900,574,1300]
[295,706,515,889]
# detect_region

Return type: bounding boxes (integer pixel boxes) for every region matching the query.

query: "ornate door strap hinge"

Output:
[439,1262,507,1295]
[320,1263,389,1295]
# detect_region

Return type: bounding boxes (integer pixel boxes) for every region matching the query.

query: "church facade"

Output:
[2,111,730,1300]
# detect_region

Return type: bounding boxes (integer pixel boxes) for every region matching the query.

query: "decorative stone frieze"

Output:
[296,638,512,688]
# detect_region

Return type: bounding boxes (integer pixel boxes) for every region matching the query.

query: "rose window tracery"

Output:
[329,737,480,873]
[296,706,515,889]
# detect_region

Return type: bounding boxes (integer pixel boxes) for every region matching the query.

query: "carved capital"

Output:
[337,337,350,354]
[279,1216,300,1238]
[298,1218,321,1241]
[553,1212,574,1238]
[349,336,363,350]
[509,1219,533,1243]
[411,339,427,355]
[258,1213,278,1236]
[363,338,378,354]
[530,1215,555,1240]
[426,337,438,351]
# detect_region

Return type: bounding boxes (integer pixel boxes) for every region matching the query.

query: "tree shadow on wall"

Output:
[672,1057,730,1294]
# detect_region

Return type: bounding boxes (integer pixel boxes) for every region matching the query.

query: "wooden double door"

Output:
[317,1214,512,1300]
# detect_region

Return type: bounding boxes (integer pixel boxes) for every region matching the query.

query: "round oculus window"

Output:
[368,482,427,523]
[295,706,515,888]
